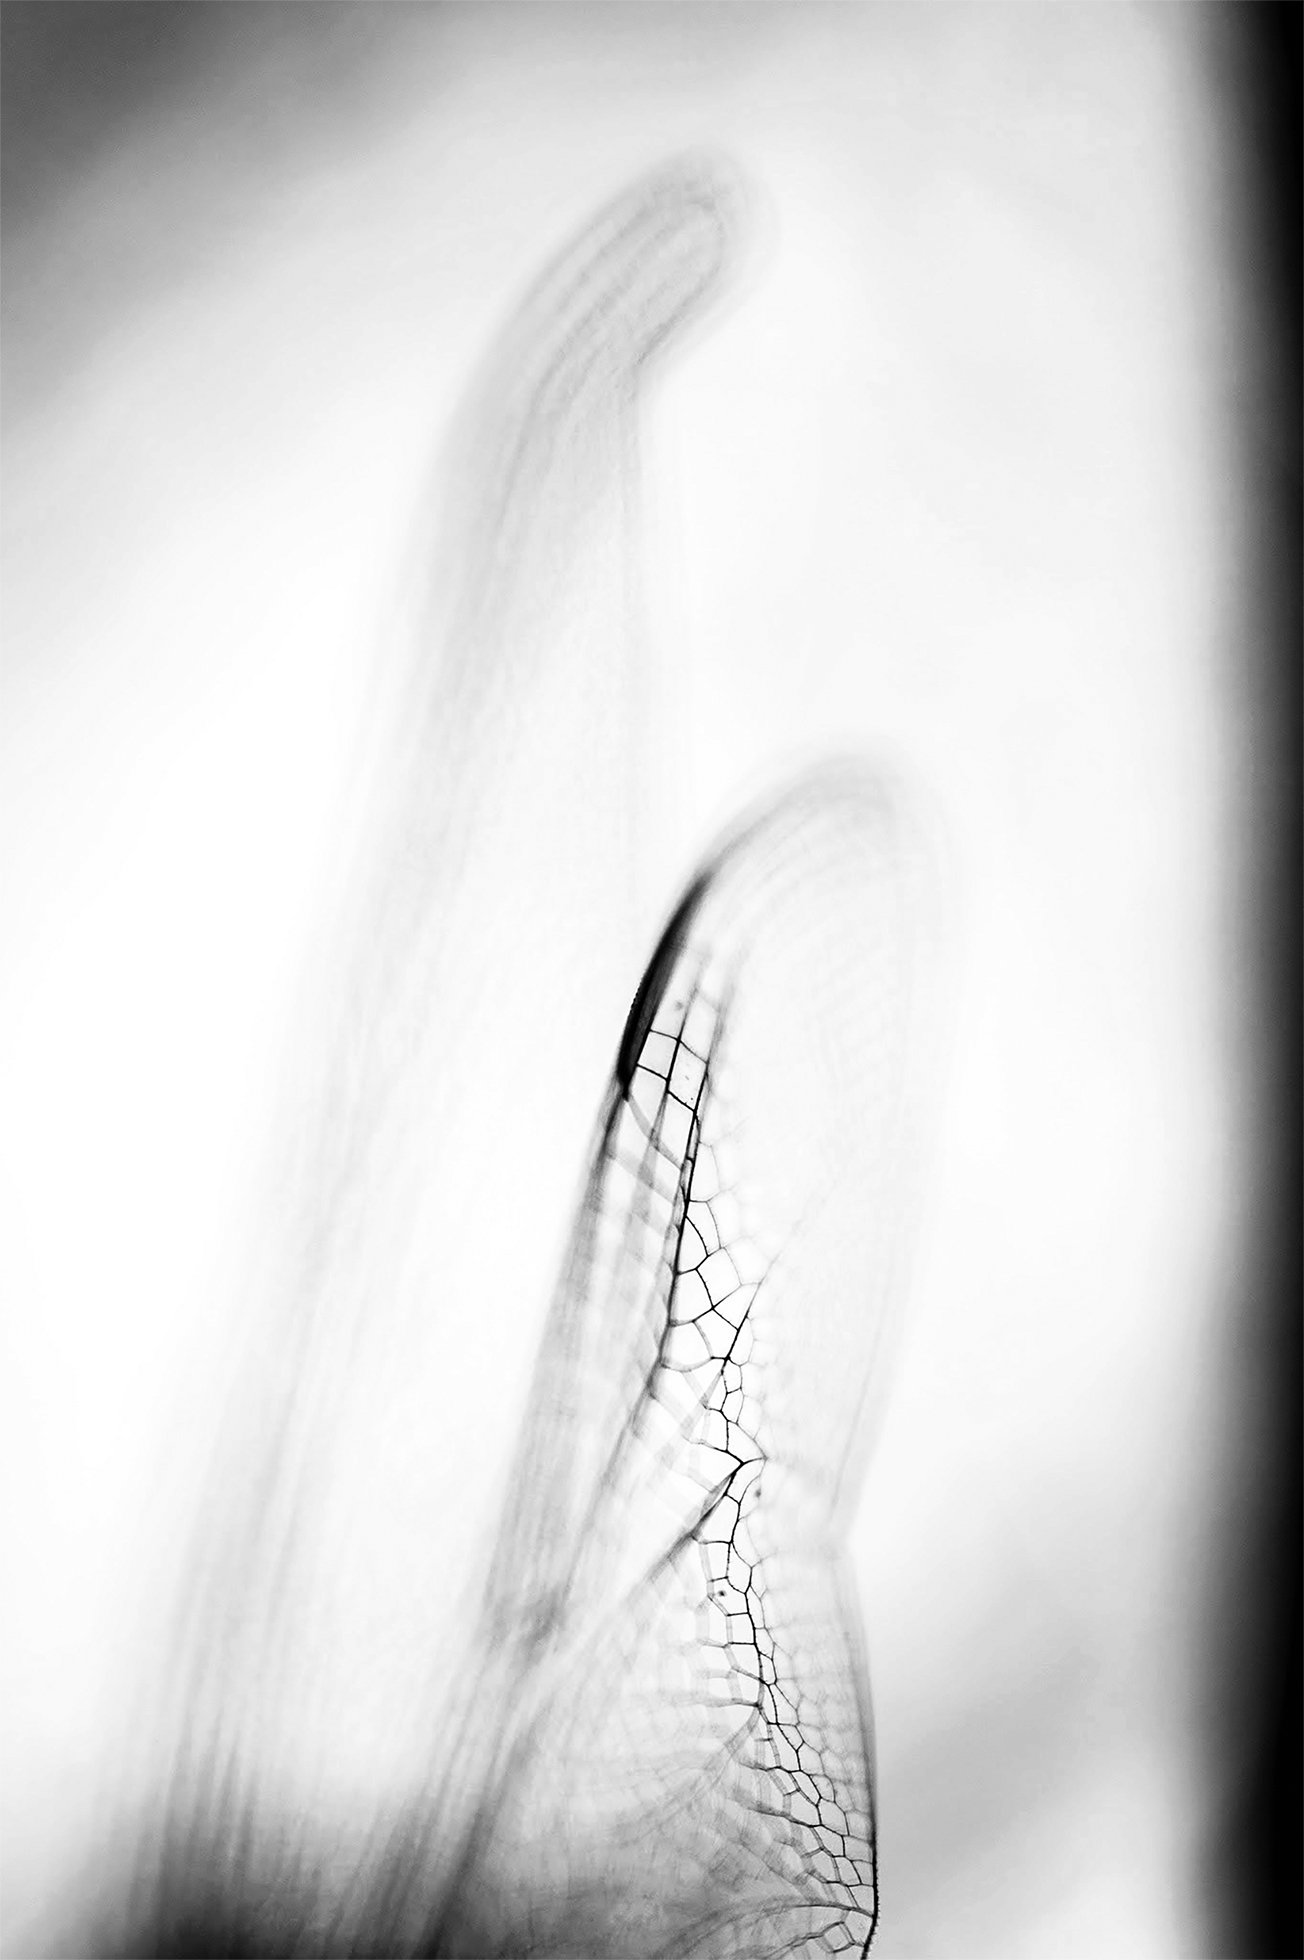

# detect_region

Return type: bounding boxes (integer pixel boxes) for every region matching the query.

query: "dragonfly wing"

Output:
[441,765,932,1959]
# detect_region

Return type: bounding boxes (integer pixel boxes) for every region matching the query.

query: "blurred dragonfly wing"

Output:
[96,155,746,1960]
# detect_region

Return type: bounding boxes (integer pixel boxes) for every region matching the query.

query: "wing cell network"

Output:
[432,766,929,1959]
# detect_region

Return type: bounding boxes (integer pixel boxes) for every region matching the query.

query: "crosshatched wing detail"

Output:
[431,767,928,1959]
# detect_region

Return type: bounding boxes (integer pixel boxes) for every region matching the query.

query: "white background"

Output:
[3,8,1258,1954]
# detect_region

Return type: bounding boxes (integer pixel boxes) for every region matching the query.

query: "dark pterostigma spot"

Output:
[615,869,714,1091]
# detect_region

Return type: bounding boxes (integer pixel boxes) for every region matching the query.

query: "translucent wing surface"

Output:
[433,767,928,1959]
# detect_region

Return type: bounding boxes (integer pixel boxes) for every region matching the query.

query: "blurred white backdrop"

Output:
[2,7,1259,1955]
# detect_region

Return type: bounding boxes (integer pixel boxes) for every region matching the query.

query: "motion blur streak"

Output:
[1,7,1296,1959]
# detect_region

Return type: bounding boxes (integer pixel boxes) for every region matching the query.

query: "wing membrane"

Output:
[441,767,928,1959]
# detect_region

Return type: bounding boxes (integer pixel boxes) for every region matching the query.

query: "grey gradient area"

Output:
[1,3,409,419]
[2,7,1293,1960]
